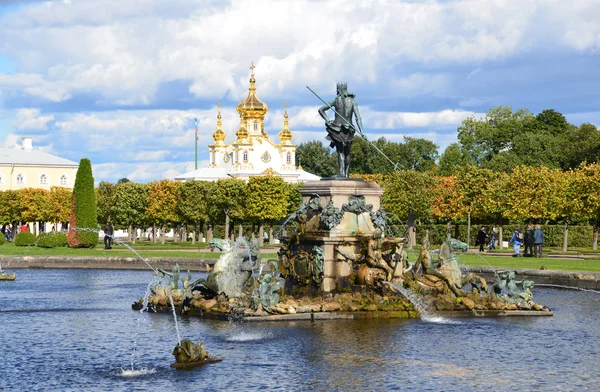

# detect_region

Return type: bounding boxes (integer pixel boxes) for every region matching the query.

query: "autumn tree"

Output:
[451,165,495,245]
[380,171,434,246]
[429,175,467,238]
[46,186,72,228]
[68,158,98,248]
[480,171,510,247]
[18,188,48,236]
[146,180,180,244]
[502,166,565,223]
[0,190,21,228]
[113,182,148,243]
[244,175,290,246]
[573,163,600,250]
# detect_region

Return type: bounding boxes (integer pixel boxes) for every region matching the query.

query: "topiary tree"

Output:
[67,158,98,248]
[0,232,5,245]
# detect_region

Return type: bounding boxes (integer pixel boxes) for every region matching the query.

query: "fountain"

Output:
[134,81,552,321]
[134,190,552,320]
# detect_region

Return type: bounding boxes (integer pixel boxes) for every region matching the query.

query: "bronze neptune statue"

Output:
[317,83,365,178]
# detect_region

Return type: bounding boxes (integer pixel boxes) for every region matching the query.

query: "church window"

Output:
[211,152,215,163]
[261,151,271,163]
[243,150,249,163]
[60,174,68,186]
[16,173,25,185]
[235,151,239,162]
[40,173,48,185]
[286,152,292,164]
[254,122,258,131]
[0,173,4,185]
[224,153,230,163]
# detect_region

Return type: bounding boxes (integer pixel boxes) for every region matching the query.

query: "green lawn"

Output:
[2,239,600,272]
[455,253,600,272]
[0,241,278,260]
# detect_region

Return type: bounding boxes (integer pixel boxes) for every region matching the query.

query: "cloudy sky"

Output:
[1,0,599,183]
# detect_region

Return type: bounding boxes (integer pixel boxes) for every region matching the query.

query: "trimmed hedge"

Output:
[68,158,98,248]
[0,232,4,245]
[37,232,69,248]
[15,232,36,246]
[414,224,597,248]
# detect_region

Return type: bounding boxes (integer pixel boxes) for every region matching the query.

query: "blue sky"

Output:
[0,0,599,183]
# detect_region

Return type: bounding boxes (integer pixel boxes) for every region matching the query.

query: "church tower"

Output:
[208,103,227,168]
[174,62,320,183]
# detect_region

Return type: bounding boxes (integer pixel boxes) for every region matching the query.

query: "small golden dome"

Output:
[278,103,293,144]
[212,103,226,145]
[236,125,249,140]
[236,62,268,117]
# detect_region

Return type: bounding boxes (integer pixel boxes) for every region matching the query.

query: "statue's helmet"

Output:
[336,82,348,94]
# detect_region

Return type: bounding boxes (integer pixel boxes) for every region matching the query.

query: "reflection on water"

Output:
[1,269,600,391]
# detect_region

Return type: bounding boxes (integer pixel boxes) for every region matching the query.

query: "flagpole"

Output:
[194,118,198,170]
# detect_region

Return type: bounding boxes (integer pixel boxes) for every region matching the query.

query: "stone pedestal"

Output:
[299,179,384,293]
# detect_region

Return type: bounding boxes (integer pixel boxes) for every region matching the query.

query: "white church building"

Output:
[174,64,319,183]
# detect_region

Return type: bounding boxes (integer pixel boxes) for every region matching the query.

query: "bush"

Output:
[36,232,54,248]
[15,232,36,246]
[0,232,4,245]
[36,232,69,248]
[53,232,68,247]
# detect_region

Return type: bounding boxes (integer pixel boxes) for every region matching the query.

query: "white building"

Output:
[0,137,78,191]
[175,64,319,183]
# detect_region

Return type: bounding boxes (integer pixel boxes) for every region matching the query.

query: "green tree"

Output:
[296,140,336,178]
[438,143,473,176]
[209,178,246,240]
[117,178,130,184]
[113,182,148,243]
[96,181,116,224]
[401,137,439,172]
[245,175,289,246]
[67,158,98,248]
[146,180,180,244]
[177,180,213,243]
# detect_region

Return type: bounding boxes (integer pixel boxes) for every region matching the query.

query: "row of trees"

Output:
[2,163,600,249]
[359,163,600,250]
[98,176,301,245]
[297,106,600,177]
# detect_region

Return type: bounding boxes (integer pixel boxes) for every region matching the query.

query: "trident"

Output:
[306,86,399,171]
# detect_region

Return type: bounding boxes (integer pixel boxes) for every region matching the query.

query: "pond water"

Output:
[1,269,599,391]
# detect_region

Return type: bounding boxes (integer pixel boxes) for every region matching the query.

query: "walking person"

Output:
[509,226,523,257]
[488,227,498,250]
[476,226,488,252]
[103,222,114,250]
[524,223,535,257]
[534,224,545,258]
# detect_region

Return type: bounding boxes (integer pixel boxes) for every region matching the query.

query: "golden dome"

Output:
[236,125,249,140]
[212,103,226,145]
[278,103,293,144]
[236,62,268,117]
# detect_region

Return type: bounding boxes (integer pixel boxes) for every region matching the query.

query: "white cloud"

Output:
[12,108,54,131]
[2,0,595,104]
